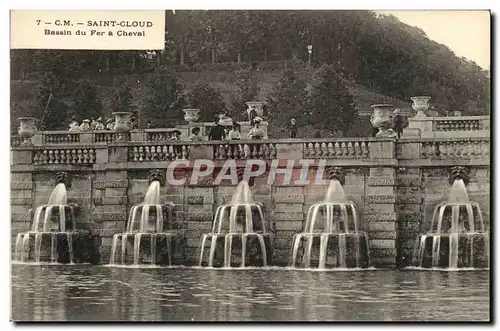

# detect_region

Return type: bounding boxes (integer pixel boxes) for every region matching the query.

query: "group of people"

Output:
[68,116,139,132]
[186,116,266,142]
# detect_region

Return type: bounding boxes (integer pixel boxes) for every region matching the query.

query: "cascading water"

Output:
[413,179,489,269]
[14,183,78,264]
[109,180,176,266]
[198,180,273,268]
[290,180,370,269]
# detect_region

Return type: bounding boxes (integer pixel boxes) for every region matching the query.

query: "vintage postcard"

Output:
[9,9,491,322]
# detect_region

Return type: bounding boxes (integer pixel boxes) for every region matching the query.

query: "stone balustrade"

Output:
[407,115,490,139]
[32,147,97,166]
[12,136,490,170]
[303,139,370,159]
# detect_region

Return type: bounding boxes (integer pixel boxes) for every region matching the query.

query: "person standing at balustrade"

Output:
[105,118,114,130]
[189,127,203,142]
[208,117,226,157]
[248,117,265,156]
[228,123,242,158]
[69,118,80,132]
[94,117,105,131]
[170,130,183,157]
[289,118,298,138]
[80,119,92,132]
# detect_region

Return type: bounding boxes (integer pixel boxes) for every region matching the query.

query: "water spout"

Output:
[323,179,346,203]
[231,181,255,204]
[47,183,68,206]
[448,179,470,204]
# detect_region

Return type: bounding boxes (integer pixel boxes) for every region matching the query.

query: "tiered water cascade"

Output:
[414,179,489,269]
[290,180,370,269]
[109,180,176,266]
[14,183,79,263]
[198,181,273,268]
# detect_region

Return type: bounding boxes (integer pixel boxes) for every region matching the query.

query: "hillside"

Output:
[10,10,489,136]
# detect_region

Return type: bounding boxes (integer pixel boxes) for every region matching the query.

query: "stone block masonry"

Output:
[366,140,398,268]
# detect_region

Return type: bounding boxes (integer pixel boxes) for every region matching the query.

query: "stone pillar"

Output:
[395,140,423,268]
[407,117,434,138]
[93,143,129,262]
[366,140,398,268]
[11,172,33,252]
[184,183,215,265]
[92,170,128,262]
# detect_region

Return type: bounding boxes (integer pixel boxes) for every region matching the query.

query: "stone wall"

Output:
[10,136,490,268]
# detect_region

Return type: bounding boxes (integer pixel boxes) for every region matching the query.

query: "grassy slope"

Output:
[10,69,411,137]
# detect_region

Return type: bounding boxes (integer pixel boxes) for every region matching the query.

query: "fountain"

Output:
[14,182,80,263]
[109,179,176,266]
[290,179,370,269]
[198,181,273,268]
[413,178,489,269]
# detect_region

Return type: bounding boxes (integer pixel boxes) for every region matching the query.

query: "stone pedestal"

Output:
[407,117,433,138]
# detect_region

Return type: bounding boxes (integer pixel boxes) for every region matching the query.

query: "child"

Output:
[189,127,203,141]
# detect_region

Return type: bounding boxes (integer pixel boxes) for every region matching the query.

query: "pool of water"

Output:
[11,264,490,322]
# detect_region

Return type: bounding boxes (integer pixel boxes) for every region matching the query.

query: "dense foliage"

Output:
[140,69,186,127]
[111,83,134,114]
[229,69,261,119]
[73,79,103,121]
[185,81,227,122]
[267,69,310,135]
[310,65,359,136]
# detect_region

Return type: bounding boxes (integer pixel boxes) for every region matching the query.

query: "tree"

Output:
[267,69,310,137]
[141,68,186,127]
[72,79,103,121]
[185,81,226,121]
[111,83,134,113]
[35,72,70,130]
[310,64,358,136]
[230,68,260,120]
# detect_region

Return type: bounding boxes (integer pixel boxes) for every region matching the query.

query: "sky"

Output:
[377,10,491,70]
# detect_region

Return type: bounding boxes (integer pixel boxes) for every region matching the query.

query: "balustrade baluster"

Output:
[271,143,277,158]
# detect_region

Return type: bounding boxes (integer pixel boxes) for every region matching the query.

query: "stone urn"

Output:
[370,104,396,137]
[112,112,132,141]
[17,117,37,145]
[183,108,200,124]
[245,101,264,120]
[411,96,431,118]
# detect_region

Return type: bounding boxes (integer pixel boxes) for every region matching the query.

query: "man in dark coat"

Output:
[208,118,226,141]
[208,118,226,157]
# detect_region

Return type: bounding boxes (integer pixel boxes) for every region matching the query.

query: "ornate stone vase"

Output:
[112,112,132,141]
[183,109,200,124]
[17,117,37,145]
[411,96,431,117]
[370,104,396,137]
[245,101,264,118]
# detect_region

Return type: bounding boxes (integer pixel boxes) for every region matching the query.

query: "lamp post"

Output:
[307,45,313,68]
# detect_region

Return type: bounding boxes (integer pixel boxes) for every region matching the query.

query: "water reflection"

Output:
[11,265,489,322]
